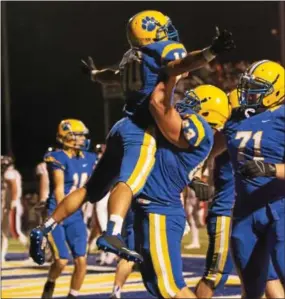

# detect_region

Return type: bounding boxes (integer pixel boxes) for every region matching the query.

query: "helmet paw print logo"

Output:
[142,16,157,32]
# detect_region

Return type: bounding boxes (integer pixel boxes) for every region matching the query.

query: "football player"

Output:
[227,61,285,297]
[132,77,233,298]
[200,61,284,298]
[1,155,28,262]
[36,161,49,204]
[34,158,50,221]
[34,119,97,299]
[195,138,284,298]
[31,10,235,264]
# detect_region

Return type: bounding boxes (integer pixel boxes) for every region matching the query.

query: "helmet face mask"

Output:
[176,90,201,114]
[178,85,230,131]
[238,60,284,109]
[63,133,88,150]
[237,73,274,108]
[156,17,179,43]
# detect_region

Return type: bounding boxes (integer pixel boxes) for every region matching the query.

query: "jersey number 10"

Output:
[69,173,88,194]
[122,50,186,92]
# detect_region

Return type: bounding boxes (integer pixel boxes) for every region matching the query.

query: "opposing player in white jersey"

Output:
[36,161,49,203]
[183,186,201,249]
[1,156,28,262]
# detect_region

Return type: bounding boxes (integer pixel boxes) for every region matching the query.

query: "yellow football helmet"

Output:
[56,119,90,151]
[237,60,285,108]
[178,85,231,131]
[127,10,179,48]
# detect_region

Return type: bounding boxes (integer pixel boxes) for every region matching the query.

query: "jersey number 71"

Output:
[235,131,264,161]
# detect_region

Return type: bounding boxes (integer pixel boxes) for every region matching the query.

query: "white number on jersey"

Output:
[69,172,88,194]
[235,131,264,161]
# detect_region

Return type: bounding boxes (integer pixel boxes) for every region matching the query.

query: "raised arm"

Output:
[164,28,235,77]
[149,77,207,149]
[81,56,120,84]
[149,77,188,148]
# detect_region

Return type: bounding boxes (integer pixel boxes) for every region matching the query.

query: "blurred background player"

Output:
[36,160,49,204]
[37,119,97,299]
[1,155,28,262]
[34,148,53,220]
[183,186,201,250]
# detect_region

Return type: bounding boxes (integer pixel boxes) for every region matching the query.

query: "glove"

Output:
[189,178,213,201]
[210,26,236,55]
[81,56,97,75]
[240,160,276,178]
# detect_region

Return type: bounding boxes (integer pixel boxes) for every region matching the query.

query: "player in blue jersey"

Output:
[31,10,235,264]
[131,79,232,298]
[31,119,97,299]
[195,140,283,299]
[215,60,284,299]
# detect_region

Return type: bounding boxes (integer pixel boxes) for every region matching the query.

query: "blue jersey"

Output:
[208,151,235,217]
[45,150,97,220]
[137,110,213,216]
[224,104,285,217]
[119,40,187,123]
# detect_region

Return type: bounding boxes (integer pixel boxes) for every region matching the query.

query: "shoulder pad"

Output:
[44,151,65,170]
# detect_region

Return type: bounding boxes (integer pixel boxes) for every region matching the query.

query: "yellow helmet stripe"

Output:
[161,43,186,59]
[248,59,269,75]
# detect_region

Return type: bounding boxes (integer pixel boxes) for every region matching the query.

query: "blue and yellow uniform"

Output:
[86,40,187,200]
[133,109,213,298]
[202,151,235,290]
[224,104,285,296]
[45,149,97,259]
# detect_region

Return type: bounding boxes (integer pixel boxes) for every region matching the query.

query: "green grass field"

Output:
[8,227,209,256]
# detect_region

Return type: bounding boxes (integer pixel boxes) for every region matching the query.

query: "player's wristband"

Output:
[202,47,216,62]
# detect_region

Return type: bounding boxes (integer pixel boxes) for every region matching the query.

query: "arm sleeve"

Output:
[181,113,206,147]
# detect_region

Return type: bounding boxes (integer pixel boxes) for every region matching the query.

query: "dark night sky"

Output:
[1,1,281,180]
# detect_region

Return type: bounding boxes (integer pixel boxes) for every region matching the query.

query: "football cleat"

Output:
[96,232,143,264]
[29,226,51,265]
